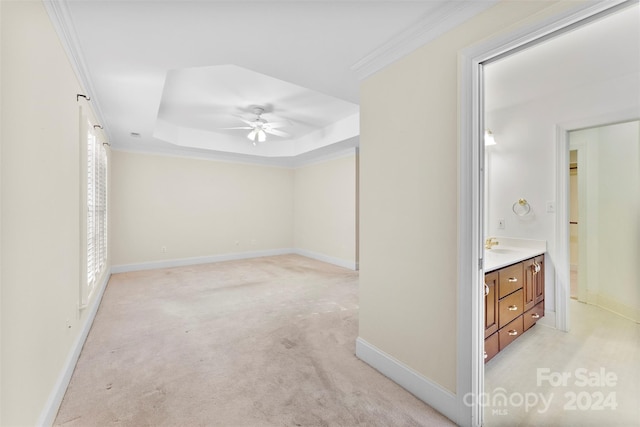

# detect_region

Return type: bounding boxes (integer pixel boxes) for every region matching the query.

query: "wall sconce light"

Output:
[485,129,497,146]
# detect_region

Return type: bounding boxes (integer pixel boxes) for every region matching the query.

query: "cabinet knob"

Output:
[508,330,518,336]
[484,283,490,296]
[484,351,488,359]
[508,277,518,283]
[531,313,540,319]
[508,305,518,311]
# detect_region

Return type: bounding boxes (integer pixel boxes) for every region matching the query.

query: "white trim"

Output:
[37,268,111,427]
[555,125,571,332]
[351,1,498,80]
[457,37,483,427]
[111,248,294,274]
[111,139,359,170]
[459,1,633,425]
[111,146,296,169]
[292,248,358,271]
[355,338,457,424]
[42,0,109,142]
[293,147,357,168]
[570,137,590,304]
[111,248,356,274]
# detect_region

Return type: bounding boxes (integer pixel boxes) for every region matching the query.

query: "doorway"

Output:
[458,1,639,426]
[569,121,640,314]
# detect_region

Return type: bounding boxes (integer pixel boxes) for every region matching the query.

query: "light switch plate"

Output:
[546,201,556,213]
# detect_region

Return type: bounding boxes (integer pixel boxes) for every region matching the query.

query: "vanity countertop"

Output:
[484,237,546,272]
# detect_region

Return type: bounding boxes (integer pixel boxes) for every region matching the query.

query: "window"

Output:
[86,123,108,295]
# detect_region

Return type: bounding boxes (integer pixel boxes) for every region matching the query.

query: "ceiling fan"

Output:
[220,106,290,145]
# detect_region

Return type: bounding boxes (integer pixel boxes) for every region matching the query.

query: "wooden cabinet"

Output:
[523,257,537,312]
[484,271,498,338]
[484,255,544,363]
[498,263,523,298]
[534,255,544,304]
[524,301,544,332]
[498,289,523,328]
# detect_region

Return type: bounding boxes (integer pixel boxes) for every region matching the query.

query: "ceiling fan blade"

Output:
[263,122,288,129]
[230,116,258,127]
[264,128,290,138]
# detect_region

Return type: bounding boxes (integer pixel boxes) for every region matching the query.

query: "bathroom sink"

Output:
[486,247,523,255]
[484,238,547,272]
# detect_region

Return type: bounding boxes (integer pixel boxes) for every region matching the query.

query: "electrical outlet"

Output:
[161,246,167,253]
[498,218,505,229]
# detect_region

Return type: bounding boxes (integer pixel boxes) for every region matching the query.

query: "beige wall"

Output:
[293,152,357,267]
[359,0,573,393]
[0,1,108,424]
[111,151,294,267]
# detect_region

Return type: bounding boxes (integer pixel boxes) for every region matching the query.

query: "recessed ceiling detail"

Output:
[154,65,359,157]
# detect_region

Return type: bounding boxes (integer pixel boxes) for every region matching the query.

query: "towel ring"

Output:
[512,198,531,216]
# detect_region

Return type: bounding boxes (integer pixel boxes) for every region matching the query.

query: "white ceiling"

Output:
[48,1,639,164]
[485,4,640,112]
[50,0,495,163]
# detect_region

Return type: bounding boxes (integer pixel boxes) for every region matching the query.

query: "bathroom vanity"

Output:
[484,239,546,363]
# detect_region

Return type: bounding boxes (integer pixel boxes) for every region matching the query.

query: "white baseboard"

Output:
[112,248,358,274]
[37,268,111,427]
[539,309,556,328]
[111,248,295,273]
[593,293,639,323]
[355,337,457,424]
[292,248,358,271]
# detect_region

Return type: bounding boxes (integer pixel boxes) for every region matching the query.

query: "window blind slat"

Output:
[87,124,107,291]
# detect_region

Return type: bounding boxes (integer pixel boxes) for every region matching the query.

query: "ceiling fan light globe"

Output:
[258,130,267,142]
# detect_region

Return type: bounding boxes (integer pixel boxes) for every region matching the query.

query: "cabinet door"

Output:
[523,258,536,312]
[484,332,499,363]
[485,271,499,338]
[534,255,545,304]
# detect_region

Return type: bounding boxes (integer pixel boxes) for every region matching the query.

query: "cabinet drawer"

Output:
[484,332,499,363]
[499,289,524,328]
[499,263,524,298]
[524,301,544,331]
[499,316,524,351]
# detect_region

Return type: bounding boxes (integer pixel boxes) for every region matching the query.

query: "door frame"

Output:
[457,1,633,425]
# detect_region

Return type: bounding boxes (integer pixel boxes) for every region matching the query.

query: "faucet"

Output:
[485,237,499,250]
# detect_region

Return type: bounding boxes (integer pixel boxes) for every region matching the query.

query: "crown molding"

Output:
[112,136,359,169]
[42,0,111,141]
[351,0,498,81]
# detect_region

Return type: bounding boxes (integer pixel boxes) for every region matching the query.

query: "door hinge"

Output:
[479,258,483,270]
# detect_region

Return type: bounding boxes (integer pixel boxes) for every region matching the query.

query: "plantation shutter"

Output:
[87,123,108,290]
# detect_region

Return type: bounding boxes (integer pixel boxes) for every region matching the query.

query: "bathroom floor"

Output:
[484,300,639,426]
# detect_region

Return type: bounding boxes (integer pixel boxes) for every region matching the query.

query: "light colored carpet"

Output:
[55,254,454,426]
